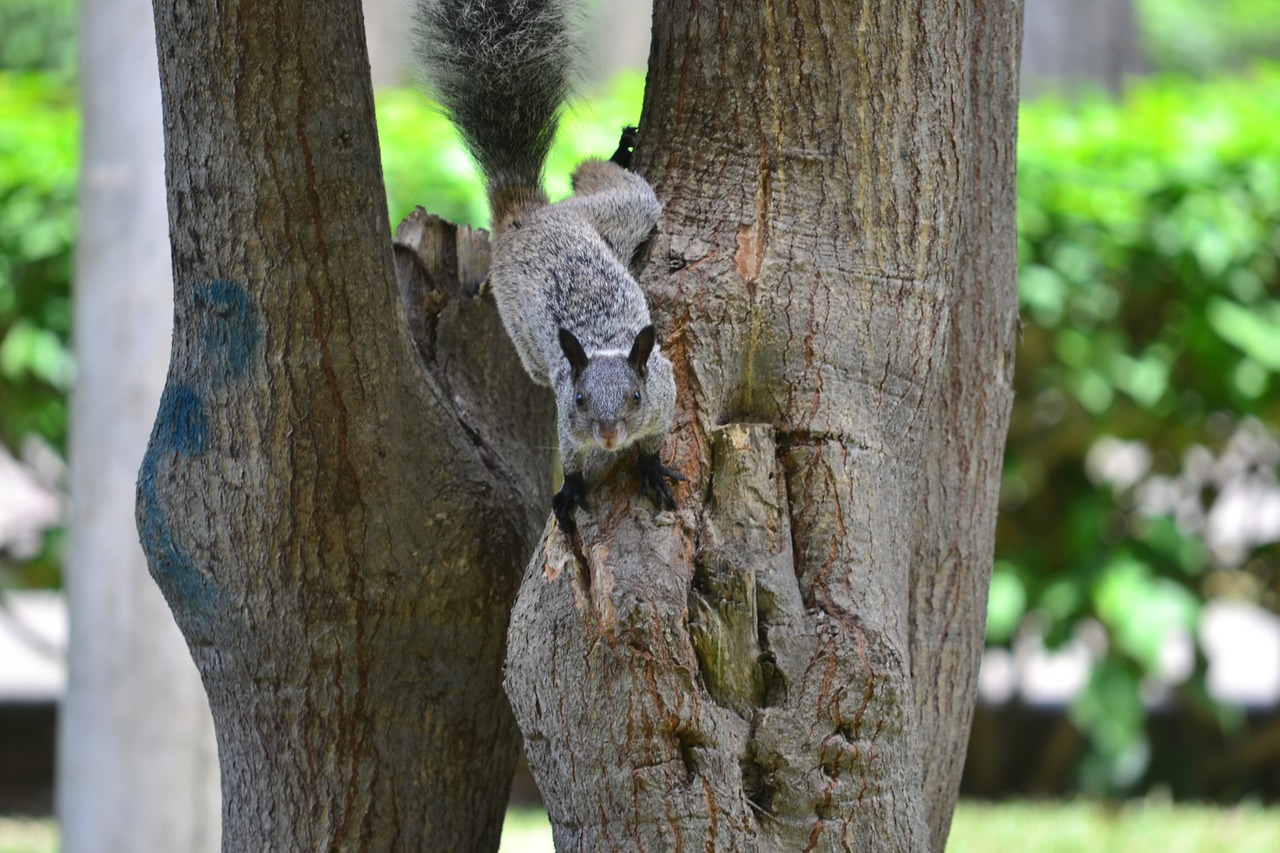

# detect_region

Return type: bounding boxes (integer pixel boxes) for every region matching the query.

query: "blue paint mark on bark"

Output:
[199,279,260,384]
[137,382,217,638]
[153,383,208,456]
[133,279,259,643]
[135,467,218,640]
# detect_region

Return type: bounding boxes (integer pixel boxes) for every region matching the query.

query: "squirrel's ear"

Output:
[559,328,589,378]
[628,325,656,373]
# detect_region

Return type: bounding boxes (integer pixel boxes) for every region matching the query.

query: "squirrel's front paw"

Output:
[610,125,639,169]
[552,472,590,530]
[637,451,685,511]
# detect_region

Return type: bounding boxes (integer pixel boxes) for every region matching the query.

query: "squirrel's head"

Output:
[558,326,656,452]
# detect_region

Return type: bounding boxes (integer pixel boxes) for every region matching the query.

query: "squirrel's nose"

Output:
[596,421,619,449]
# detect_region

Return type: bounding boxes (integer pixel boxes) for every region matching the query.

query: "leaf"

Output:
[1206,297,1280,370]
[1092,556,1200,675]
[986,563,1027,644]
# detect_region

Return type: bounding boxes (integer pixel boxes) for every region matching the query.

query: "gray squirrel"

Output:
[414,0,682,528]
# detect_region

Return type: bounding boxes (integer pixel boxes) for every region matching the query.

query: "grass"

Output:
[947,800,1280,853]
[499,808,554,852]
[499,801,1280,853]
[6,801,1280,852]
[0,819,55,853]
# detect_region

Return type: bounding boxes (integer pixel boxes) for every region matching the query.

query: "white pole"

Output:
[57,1,220,850]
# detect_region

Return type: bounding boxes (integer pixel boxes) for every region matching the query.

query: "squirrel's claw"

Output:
[610,125,639,169]
[553,472,590,530]
[638,451,685,511]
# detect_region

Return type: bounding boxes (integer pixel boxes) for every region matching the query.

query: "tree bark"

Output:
[59,1,219,850]
[503,2,1022,851]
[139,0,550,848]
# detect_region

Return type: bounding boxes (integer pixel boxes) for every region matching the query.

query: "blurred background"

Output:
[2,0,1280,851]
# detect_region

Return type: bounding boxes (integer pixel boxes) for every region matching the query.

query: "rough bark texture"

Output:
[59,1,220,850]
[503,2,1022,851]
[139,1,550,848]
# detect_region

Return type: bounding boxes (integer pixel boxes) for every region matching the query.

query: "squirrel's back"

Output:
[490,199,654,386]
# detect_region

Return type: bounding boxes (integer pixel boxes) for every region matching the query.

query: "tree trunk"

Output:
[59,1,219,850]
[139,0,550,848]
[503,2,1022,851]
[1021,0,1144,96]
[142,0,1019,849]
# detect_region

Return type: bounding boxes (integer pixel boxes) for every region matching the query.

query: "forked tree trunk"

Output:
[139,1,550,848]
[503,2,1022,851]
[140,0,1019,850]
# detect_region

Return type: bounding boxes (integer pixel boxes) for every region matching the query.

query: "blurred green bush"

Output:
[4,54,1280,795]
[998,66,1280,794]
[377,73,650,230]
[0,0,76,77]
[0,72,75,589]
[1139,0,1280,75]
[0,73,76,453]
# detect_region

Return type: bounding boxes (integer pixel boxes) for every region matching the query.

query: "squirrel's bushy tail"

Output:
[414,0,577,223]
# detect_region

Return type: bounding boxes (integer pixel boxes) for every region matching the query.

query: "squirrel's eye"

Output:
[575,392,585,407]
[632,390,642,404]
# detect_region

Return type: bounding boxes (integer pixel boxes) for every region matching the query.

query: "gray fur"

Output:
[413,0,576,196]
[415,0,679,515]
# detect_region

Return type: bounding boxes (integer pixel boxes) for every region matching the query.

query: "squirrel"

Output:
[413,0,683,529]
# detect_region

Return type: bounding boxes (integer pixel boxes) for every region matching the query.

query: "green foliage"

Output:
[948,800,1280,853]
[0,0,76,75]
[377,88,489,229]
[0,73,77,454]
[378,73,648,229]
[0,817,56,853]
[1139,0,1280,75]
[998,66,1280,793]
